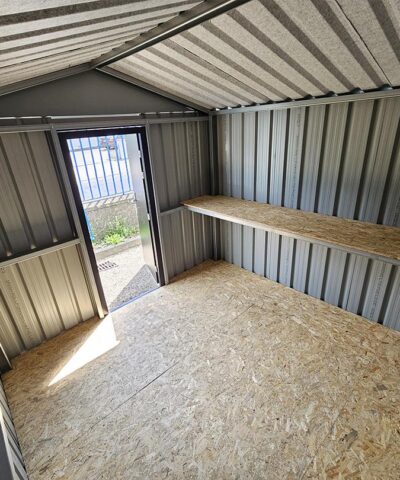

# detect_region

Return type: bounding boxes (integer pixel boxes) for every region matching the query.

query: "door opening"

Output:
[58,127,163,312]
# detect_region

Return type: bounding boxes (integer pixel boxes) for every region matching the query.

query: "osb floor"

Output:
[2,261,400,480]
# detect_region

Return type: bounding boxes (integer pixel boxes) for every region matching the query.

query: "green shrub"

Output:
[96,219,138,246]
[103,232,125,245]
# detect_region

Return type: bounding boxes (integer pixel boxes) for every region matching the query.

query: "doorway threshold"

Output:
[109,284,159,313]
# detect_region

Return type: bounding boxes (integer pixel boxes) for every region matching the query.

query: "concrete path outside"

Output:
[95,244,158,310]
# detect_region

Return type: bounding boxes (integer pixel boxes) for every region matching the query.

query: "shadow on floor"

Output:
[109,264,158,311]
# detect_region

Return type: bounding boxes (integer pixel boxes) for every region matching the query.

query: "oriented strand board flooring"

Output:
[2,261,400,479]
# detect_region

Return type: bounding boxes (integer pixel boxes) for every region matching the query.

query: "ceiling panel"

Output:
[110,0,400,109]
[0,0,201,88]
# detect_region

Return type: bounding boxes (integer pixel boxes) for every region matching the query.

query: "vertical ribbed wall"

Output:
[216,96,400,330]
[160,209,212,280]
[0,131,74,260]
[147,119,212,281]
[0,378,28,479]
[0,245,95,358]
[0,131,95,359]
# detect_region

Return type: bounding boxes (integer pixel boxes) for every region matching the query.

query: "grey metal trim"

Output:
[212,217,220,261]
[145,123,169,284]
[0,116,208,134]
[51,117,208,130]
[98,66,209,113]
[49,113,199,119]
[0,238,80,268]
[49,127,105,319]
[0,64,92,97]
[211,88,400,115]
[160,206,185,217]
[208,115,220,260]
[91,0,252,68]
[208,114,218,195]
[0,124,51,133]
[183,204,400,267]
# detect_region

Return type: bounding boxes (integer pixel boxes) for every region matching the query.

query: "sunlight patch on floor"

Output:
[48,316,119,386]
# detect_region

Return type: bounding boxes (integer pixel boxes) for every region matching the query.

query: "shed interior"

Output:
[0,1,399,479]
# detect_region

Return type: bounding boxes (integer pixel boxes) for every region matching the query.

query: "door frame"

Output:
[57,126,165,313]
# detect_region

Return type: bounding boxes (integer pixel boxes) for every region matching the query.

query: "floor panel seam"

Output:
[31,361,180,477]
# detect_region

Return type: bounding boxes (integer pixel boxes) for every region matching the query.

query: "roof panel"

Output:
[0,0,202,89]
[337,0,400,85]
[1,0,399,108]
[110,0,399,109]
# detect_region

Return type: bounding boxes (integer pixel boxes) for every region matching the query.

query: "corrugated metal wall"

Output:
[0,131,74,259]
[0,378,28,480]
[0,245,94,358]
[147,119,213,281]
[216,95,400,330]
[0,131,96,359]
[160,209,212,280]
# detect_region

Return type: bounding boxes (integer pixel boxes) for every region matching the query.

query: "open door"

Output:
[58,126,164,312]
[125,133,158,281]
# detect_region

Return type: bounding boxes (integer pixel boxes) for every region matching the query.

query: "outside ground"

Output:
[96,243,157,311]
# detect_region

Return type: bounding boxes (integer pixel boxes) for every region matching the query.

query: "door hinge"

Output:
[147,213,151,221]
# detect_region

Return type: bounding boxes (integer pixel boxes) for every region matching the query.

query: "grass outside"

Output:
[94,218,138,246]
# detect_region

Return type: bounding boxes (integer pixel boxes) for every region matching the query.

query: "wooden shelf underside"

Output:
[182,195,400,265]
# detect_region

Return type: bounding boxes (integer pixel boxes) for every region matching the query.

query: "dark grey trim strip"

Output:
[0,238,80,268]
[159,206,184,217]
[91,0,252,67]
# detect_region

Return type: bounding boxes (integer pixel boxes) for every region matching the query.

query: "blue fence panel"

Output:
[67,135,134,201]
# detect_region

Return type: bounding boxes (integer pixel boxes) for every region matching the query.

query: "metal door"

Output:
[125,133,158,282]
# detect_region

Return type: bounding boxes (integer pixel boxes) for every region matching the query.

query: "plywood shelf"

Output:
[182,195,400,265]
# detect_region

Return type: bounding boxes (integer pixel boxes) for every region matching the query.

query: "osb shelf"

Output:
[182,195,400,265]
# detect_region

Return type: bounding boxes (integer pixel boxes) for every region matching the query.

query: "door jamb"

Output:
[57,126,165,314]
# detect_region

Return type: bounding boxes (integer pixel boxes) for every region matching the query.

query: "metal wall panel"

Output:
[0,378,28,480]
[219,221,400,328]
[0,245,94,358]
[0,131,74,260]
[160,209,212,281]
[217,96,400,222]
[148,119,213,282]
[216,95,400,330]
[148,120,210,212]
